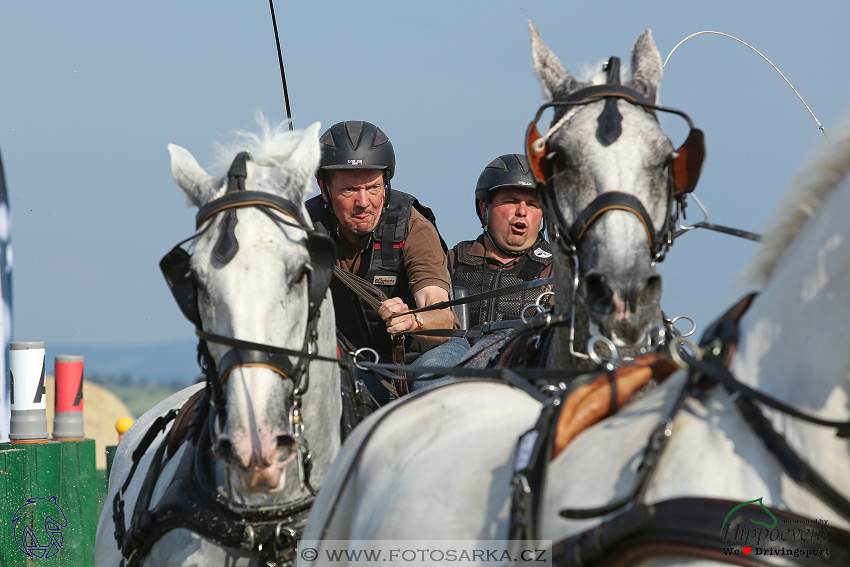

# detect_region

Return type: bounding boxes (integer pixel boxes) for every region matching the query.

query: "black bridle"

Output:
[159,151,336,421]
[525,57,707,262]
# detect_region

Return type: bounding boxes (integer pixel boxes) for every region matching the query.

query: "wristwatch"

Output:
[413,313,425,329]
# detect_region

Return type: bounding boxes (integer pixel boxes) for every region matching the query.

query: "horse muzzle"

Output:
[215,430,299,492]
[582,270,663,344]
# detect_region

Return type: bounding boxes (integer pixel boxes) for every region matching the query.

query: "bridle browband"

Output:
[525,57,706,261]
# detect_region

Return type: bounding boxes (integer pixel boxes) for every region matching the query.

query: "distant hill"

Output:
[45,340,202,386]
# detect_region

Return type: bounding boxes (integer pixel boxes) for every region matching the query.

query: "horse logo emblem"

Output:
[12,495,68,558]
[720,497,777,535]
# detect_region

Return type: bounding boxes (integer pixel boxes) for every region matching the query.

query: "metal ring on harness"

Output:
[521,304,545,324]
[669,315,696,338]
[535,291,555,310]
[275,523,298,554]
[639,321,668,355]
[669,336,702,369]
[587,335,619,367]
[521,291,555,324]
[353,347,380,371]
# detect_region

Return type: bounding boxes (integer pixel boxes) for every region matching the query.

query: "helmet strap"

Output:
[383,178,392,210]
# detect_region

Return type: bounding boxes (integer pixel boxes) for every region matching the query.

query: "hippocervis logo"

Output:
[12,495,68,559]
[719,497,831,558]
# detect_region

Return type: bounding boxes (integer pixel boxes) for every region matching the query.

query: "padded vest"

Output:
[451,236,553,327]
[306,190,446,361]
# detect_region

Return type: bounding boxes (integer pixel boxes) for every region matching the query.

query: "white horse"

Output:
[95,120,351,566]
[538,114,850,564]
[460,21,704,372]
[301,36,850,567]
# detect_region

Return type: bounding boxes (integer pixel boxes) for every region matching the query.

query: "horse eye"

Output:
[293,263,312,285]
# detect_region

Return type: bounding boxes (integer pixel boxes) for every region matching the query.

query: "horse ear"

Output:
[274,121,322,198]
[627,30,663,104]
[529,20,581,101]
[168,143,218,207]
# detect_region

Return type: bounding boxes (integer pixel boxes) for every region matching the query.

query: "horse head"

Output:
[166,120,335,495]
[527,22,704,359]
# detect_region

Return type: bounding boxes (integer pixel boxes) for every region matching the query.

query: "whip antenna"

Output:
[269,0,294,131]
[664,31,826,138]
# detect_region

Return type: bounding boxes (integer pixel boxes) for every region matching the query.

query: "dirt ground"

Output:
[45,377,134,469]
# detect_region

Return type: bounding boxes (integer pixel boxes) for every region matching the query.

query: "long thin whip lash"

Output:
[269,0,294,131]
[664,31,826,138]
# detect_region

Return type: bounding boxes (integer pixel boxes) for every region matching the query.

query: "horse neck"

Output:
[729,175,850,495]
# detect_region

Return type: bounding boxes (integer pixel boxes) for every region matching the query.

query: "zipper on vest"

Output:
[488,268,503,323]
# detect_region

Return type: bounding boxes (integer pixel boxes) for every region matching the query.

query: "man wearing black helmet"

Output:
[306,121,467,402]
[450,153,553,328]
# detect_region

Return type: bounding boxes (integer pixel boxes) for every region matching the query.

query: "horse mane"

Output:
[745,114,850,285]
[210,112,309,176]
[578,60,633,86]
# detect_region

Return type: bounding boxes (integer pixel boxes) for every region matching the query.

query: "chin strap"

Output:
[483,227,526,257]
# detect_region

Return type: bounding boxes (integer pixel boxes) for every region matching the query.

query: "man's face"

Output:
[321,169,385,242]
[480,187,543,252]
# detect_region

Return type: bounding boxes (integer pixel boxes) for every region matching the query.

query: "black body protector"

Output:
[451,237,552,326]
[306,190,446,362]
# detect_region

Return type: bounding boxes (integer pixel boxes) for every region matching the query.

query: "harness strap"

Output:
[688,353,850,437]
[112,408,179,556]
[675,221,762,242]
[569,191,658,253]
[552,497,850,567]
[195,190,308,229]
[166,388,206,459]
[333,266,386,310]
[510,399,560,545]
[390,277,554,319]
[329,266,409,391]
[683,352,850,523]
[559,371,694,519]
[120,414,315,567]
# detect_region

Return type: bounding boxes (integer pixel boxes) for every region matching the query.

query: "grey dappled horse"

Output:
[95,121,351,566]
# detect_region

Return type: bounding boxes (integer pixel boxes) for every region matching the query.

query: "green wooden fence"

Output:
[0,440,99,566]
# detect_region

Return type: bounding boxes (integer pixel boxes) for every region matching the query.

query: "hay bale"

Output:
[45,377,133,469]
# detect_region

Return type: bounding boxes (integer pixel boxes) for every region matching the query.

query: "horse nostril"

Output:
[585,273,614,314]
[638,274,663,305]
[216,437,235,462]
[277,435,297,462]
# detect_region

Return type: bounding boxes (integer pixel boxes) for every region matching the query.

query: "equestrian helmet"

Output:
[318,121,396,180]
[474,153,537,224]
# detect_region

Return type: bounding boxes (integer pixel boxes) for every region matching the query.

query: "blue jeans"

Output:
[409,337,470,392]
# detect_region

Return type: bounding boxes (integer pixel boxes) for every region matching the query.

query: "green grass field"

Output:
[106,384,185,418]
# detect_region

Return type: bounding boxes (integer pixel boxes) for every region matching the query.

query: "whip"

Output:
[664,31,826,138]
[268,0,294,131]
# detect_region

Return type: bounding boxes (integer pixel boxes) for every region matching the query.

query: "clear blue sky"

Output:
[0,0,847,347]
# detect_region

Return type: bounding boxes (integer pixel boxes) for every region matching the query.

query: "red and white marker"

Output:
[53,354,85,439]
